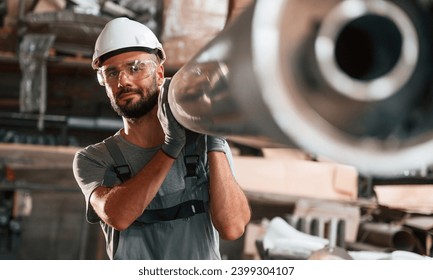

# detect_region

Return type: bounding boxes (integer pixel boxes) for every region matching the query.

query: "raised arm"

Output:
[89,150,176,231]
[207,137,251,240]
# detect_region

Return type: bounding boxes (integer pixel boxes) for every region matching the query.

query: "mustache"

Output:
[115,87,144,100]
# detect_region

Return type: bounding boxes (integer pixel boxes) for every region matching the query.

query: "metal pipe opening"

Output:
[335,15,402,81]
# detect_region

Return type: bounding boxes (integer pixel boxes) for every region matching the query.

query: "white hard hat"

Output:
[92,17,166,69]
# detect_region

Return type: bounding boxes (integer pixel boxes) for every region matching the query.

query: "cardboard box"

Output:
[161,0,228,69]
[33,0,66,13]
[234,151,359,202]
[4,0,36,27]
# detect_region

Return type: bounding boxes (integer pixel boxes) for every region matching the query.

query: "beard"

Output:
[110,76,159,119]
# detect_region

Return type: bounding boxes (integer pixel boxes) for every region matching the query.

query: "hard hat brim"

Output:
[94,46,160,68]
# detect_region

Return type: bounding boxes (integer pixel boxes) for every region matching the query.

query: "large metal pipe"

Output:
[357,222,417,251]
[169,0,433,175]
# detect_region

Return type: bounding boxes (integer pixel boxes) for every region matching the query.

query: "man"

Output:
[72,17,251,260]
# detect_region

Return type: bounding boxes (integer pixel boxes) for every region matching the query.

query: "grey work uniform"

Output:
[73,131,234,260]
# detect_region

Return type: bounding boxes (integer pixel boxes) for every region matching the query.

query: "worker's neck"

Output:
[121,108,164,148]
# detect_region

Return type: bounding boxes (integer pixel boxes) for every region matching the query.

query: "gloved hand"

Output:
[207,135,226,153]
[157,84,186,159]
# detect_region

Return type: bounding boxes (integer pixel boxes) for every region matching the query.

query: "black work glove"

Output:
[207,135,226,153]
[157,84,186,159]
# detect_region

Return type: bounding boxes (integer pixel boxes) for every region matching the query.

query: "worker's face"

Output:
[101,51,164,119]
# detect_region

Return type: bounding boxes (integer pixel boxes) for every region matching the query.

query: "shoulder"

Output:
[74,141,107,161]
[73,135,121,167]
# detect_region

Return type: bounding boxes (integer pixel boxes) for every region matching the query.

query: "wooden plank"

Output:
[0,143,79,170]
[0,143,80,189]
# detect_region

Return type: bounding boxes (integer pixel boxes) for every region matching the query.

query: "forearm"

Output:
[208,152,251,240]
[91,149,175,230]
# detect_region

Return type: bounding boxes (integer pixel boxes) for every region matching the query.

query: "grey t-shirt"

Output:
[73,131,234,260]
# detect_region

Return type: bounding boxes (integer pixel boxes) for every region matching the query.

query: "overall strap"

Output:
[184,130,200,186]
[134,200,207,224]
[103,136,132,182]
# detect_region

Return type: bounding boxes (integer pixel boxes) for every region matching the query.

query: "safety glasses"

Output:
[97,59,157,86]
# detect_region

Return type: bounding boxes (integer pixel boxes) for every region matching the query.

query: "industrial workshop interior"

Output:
[1,0,433,261]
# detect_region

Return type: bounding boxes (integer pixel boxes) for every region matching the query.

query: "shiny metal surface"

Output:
[169,0,433,175]
[169,1,290,148]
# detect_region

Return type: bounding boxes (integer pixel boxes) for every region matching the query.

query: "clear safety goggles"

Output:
[97,59,157,86]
